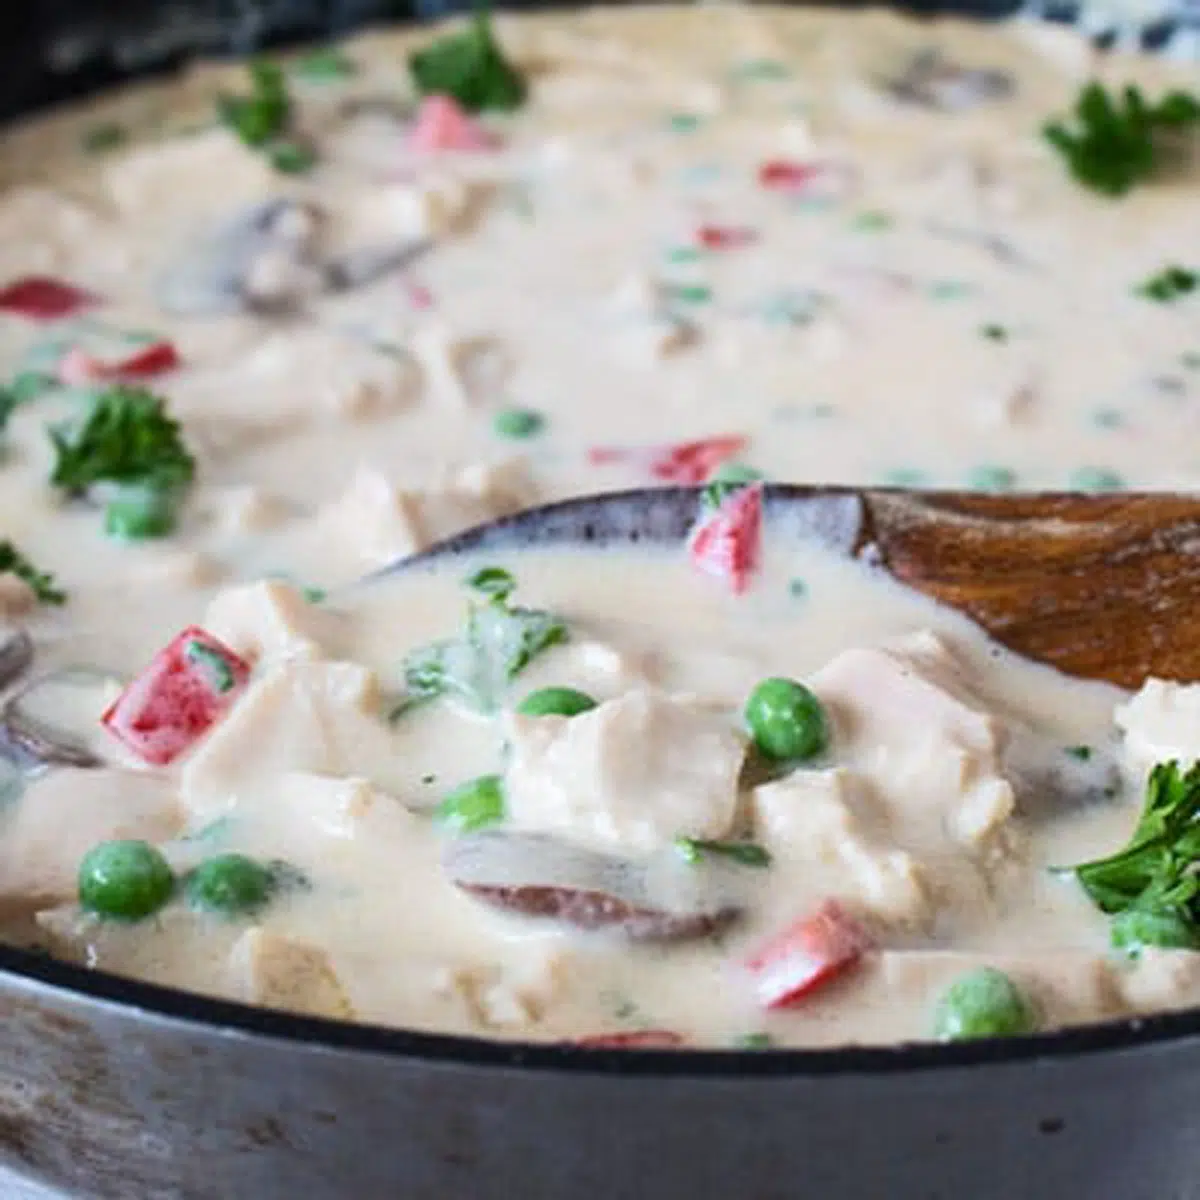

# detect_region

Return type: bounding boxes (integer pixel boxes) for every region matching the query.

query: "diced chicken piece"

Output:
[504,687,746,856]
[0,576,36,620]
[439,948,575,1031]
[0,769,182,919]
[128,548,224,591]
[205,485,291,536]
[180,659,405,821]
[409,323,508,408]
[316,460,534,571]
[203,580,344,665]
[227,928,355,1020]
[273,771,419,845]
[352,175,486,242]
[1115,679,1200,776]
[752,769,932,929]
[808,633,1016,853]
[102,129,278,225]
[1116,948,1200,1015]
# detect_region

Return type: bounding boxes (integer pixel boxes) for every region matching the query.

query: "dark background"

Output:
[0,0,1185,122]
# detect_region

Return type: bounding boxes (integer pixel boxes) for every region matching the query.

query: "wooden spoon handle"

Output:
[865,490,1200,688]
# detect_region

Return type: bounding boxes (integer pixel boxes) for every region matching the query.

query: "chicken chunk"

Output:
[503,687,746,856]
[808,633,1016,853]
[203,579,345,665]
[316,459,534,572]
[752,768,932,928]
[0,769,182,920]
[227,928,355,1020]
[179,659,405,821]
[1114,679,1200,777]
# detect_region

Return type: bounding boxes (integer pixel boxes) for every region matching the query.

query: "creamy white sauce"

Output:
[0,6,1199,1045]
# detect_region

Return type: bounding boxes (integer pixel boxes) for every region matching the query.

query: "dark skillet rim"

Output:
[2,939,1199,1075]
[7,482,1200,1075]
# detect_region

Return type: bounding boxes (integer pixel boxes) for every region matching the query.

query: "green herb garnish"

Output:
[185,639,236,694]
[1137,265,1198,303]
[396,570,566,715]
[675,838,772,868]
[293,48,357,83]
[735,1032,775,1049]
[981,323,1008,342]
[701,464,762,513]
[435,774,506,833]
[48,385,195,539]
[0,541,66,605]
[81,122,127,154]
[409,5,526,114]
[1065,744,1093,762]
[493,407,545,440]
[218,61,315,174]
[1043,82,1200,197]
[1065,761,1200,951]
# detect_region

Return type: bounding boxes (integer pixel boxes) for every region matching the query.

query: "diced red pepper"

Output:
[406,282,434,310]
[696,225,756,250]
[758,160,824,191]
[744,900,873,1009]
[588,436,747,485]
[57,340,181,387]
[408,95,494,154]
[687,480,763,594]
[575,1030,686,1049]
[0,276,100,321]
[101,626,251,767]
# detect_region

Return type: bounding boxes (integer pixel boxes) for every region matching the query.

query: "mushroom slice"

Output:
[0,629,33,690]
[2,667,123,769]
[444,831,743,941]
[885,48,1013,112]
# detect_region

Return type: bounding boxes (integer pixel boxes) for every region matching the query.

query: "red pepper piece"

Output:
[687,480,763,593]
[102,627,251,767]
[575,1030,685,1049]
[588,436,746,485]
[0,276,100,321]
[758,160,824,191]
[58,340,181,387]
[407,95,494,153]
[696,224,756,250]
[744,900,873,1009]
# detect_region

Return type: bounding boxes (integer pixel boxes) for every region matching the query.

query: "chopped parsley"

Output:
[48,386,195,539]
[1043,82,1200,197]
[396,570,566,716]
[981,323,1009,342]
[217,61,315,174]
[185,640,237,694]
[493,407,545,440]
[735,1032,775,1049]
[81,122,127,154]
[1065,744,1093,762]
[0,541,66,605]
[293,48,358,82]
[675,838,772,868]
[1137,265,1198,304]
[1065,761,1200,954]
[701,463,763,513]
[409,5,526,114]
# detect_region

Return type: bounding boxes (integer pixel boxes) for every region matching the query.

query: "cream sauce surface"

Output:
[1,5,1200,1045]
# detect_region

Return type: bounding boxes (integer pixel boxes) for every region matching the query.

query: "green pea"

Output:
[436,774,506,834]
[744,677,828,762]
[1111,907,1200,956]
[78,840,175,921]
[493,407,545,439]
[932,967,1037,1042]
[185,853,276,917]
[517,687,598,718]
[104,487,178,540]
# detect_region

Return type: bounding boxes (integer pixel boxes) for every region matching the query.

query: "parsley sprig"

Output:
[1137,265,1198,304]
[395,567,566,716]
[48,386,196,539]
[0,541,66,605]
[409,5,527,114]
[1066,761,1200,953]
[1043,82,1200,197]
[217,61,316,175]
[675,838,772,868]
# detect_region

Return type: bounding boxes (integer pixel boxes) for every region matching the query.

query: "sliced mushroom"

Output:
[1,667,122,769]
[444,831,743,942]
[0,629,33,690]
[885,49,1013,112]
[157,197,432,318]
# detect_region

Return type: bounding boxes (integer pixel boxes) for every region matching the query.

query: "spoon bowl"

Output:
[381,484,1200,689]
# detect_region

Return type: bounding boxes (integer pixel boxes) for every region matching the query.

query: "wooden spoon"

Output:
[381,486,1200,689]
